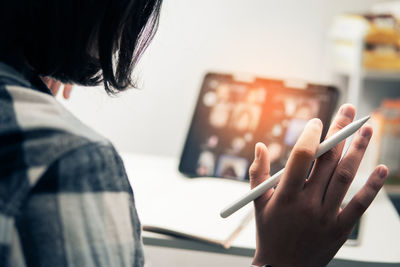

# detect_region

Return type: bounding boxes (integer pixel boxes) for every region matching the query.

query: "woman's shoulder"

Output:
[1,83,111,165]
[0,80,125,188]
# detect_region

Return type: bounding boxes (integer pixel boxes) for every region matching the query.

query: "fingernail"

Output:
[310,118,322,128]
[340,105,355,118]
[360,126,371,138]
[379,167,388,179]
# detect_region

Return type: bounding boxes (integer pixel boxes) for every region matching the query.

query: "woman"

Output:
[0,0,388,266]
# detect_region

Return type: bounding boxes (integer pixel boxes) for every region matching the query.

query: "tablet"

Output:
[179,73,339,181]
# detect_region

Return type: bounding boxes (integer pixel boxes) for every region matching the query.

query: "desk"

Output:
[121,153,400,267]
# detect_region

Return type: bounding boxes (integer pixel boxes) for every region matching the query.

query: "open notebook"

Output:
[122,153,255,248]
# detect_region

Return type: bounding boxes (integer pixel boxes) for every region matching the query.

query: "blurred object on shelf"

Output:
[364,43,400,70]
[363,13,400,70]
[370,98,400,194]
[330,2,400,73]
[364,14,399,45]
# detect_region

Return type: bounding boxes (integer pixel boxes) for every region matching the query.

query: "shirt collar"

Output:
[0,57,53,96]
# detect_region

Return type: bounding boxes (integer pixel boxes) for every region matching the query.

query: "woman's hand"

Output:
[41,77,73,99]
[250,104,388,267]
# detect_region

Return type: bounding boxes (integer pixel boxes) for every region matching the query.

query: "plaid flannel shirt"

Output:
[0,61,144,266]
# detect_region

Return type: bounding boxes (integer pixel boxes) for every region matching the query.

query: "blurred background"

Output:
[59,0,400,205]
[56,1,400,265]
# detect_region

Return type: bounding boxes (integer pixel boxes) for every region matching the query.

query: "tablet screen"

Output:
[179,73,338,181]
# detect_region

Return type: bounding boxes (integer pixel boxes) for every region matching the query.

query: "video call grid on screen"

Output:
[179,73,338,181]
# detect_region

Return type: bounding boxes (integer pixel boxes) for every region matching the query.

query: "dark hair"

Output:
[0,0,162,94]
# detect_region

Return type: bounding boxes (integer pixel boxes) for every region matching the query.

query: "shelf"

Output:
[363,69,400,81]
[335,68,400,81]
[385,185,400,196]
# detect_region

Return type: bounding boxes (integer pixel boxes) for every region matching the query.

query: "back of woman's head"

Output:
[0,0,162,94]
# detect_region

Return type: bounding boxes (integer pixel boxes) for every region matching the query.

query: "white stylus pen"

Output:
[220,115,370,218]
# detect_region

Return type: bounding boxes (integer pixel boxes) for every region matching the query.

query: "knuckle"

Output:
[335,116,352,130]
[249,163,258,177]
[335,167,354,185]
[352,196,368,213]
[292,147,315,161]
[367,179,382,192]
[249,163,268,179]
[354,137,369,151]
[319,146,340,163]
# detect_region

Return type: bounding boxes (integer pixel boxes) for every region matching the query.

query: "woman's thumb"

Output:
[249,142,271,189]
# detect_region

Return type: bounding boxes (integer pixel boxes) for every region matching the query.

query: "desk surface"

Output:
[121,153,400,265]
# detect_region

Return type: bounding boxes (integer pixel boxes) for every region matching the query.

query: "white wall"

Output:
[60,0,387,157]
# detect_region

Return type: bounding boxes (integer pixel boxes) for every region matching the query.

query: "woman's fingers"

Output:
[338,165,388,229]
[249,142,274,206]
[41,76,73,99]
[306,104,355,197]
[50,81,62,95]
[277,118,322,195]
[323,125,373,213]
[63,84,73,99]
[249,143,270,188]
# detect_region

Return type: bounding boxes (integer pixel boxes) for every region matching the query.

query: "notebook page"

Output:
[137,177,253,245]
[121,153,254,246]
